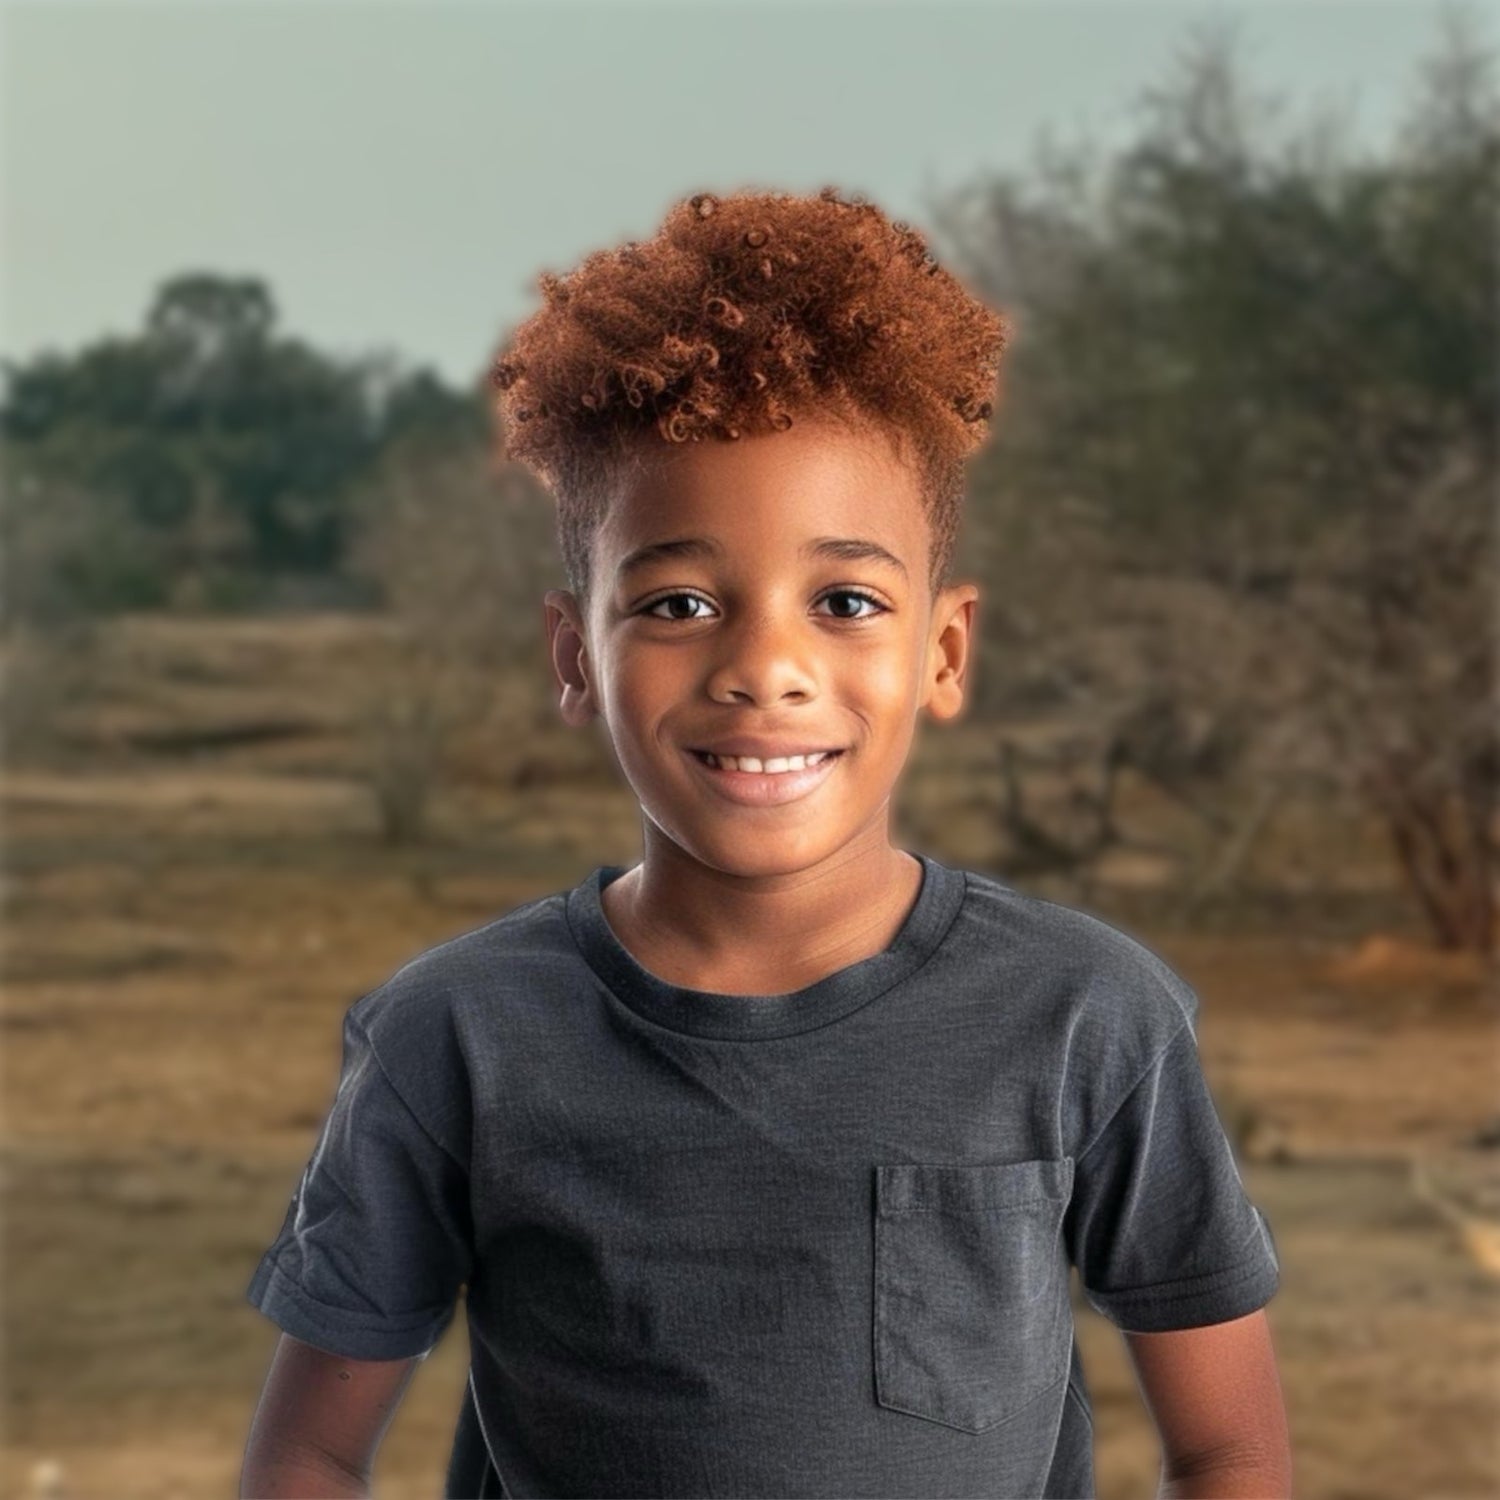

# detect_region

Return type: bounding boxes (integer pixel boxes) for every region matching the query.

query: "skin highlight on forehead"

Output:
[588,418,933,640]
[615,535,910,587]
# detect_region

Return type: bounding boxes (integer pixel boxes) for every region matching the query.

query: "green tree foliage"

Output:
[1,272,486,617]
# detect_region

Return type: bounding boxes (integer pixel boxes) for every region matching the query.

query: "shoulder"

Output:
[350,889,567,1034]
[345,889,569,1150]
[957,870,1204,1159]
[956,866,1197,1075]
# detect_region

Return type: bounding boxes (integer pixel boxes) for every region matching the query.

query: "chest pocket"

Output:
[873,1156,1075,1434]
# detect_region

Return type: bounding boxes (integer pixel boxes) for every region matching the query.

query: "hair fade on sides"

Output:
[489,185,1011,611]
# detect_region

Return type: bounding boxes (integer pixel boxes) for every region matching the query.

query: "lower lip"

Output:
[685,749,844,806]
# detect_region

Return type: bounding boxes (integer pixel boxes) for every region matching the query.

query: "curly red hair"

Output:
[489,184,1010,610]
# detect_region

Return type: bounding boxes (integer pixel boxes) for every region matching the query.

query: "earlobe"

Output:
[556,645,595,728]
[924,590,977,722]
[543,591,597,727]
[925,665,967,723]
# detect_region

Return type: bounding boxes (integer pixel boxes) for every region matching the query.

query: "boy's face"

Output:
[544,418,978,878]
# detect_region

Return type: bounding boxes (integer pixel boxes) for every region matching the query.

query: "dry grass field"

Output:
[2,613,1496,1499]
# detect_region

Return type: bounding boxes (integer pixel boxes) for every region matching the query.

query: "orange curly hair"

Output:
[489,184,1010,611]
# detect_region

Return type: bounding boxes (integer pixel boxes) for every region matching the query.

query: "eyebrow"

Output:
[616,535,909,582]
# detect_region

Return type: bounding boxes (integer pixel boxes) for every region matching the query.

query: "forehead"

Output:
[598,420,927,570]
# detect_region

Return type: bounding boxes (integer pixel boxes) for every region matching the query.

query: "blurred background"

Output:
[2,0,1495,1496]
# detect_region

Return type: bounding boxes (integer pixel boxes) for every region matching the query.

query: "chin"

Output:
[691,831,849,877]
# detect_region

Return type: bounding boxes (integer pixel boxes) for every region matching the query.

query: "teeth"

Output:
[702,750,835,773]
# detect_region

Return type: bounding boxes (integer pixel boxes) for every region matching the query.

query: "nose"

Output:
[704,610,819,706]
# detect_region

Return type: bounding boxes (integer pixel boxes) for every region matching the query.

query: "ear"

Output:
[922,584,980,724]
[543,589,599,729]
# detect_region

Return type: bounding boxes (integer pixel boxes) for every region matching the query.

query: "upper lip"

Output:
[689,739,844,759]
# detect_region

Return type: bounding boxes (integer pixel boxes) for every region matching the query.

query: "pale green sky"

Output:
[0,0,1481,387]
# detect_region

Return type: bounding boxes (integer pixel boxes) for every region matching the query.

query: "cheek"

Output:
[844,648,919,706]
[604,655,684,732]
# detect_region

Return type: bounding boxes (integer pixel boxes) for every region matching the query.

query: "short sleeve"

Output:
[1064,1020,1280,1332]
[246,1006,475,1360]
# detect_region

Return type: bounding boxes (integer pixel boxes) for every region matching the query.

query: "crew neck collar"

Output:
[564,851,968,1041]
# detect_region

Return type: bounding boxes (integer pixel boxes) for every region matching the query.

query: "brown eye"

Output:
[638,589,888,623]
[641,592,712,621]
[819,589,885,621]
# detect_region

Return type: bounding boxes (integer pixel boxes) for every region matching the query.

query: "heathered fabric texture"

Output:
[246,853,1280,1498]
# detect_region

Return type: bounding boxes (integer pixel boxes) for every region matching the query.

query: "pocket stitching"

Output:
[881,1194,1059,1216]
[876,1366,1070,1436]
[877,1159,1074,1217]
[873,1159,1074,1434]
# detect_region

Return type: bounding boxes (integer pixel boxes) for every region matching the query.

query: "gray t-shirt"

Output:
[246,852,1279,1499]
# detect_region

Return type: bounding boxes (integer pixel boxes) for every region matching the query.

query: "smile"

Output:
[684,747,845,806]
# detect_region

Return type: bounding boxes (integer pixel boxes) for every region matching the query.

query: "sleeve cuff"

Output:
[1080,1251,1281,1333]
[245,1252,453,1361]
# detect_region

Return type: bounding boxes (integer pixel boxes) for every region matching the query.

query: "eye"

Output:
[640,591,713,622]
[818,588,887,621]
[638,588,889,622]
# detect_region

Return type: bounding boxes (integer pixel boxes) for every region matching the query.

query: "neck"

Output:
[602,826,922,993]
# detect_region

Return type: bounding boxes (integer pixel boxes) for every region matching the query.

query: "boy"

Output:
[242,186,1290,1499]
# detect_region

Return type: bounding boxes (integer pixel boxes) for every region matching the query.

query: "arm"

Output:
[1124,1309,1293,1499]
[240,1333,424,1498]
[243,1001,475,1492]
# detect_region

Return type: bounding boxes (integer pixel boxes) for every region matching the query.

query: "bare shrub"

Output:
[344,438,554,844]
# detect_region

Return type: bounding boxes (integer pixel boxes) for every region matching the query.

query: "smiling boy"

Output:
[561,417,945,997]
[242,187,1290,1499]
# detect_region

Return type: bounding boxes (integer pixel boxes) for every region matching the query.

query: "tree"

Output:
[927,7,1498,950]
[343,433,554,845]
[1,274,488,609]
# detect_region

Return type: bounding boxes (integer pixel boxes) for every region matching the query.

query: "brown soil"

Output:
[3,613,1496,1499]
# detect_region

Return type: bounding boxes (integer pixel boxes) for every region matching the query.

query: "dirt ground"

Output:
[2,615,1497,1499]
